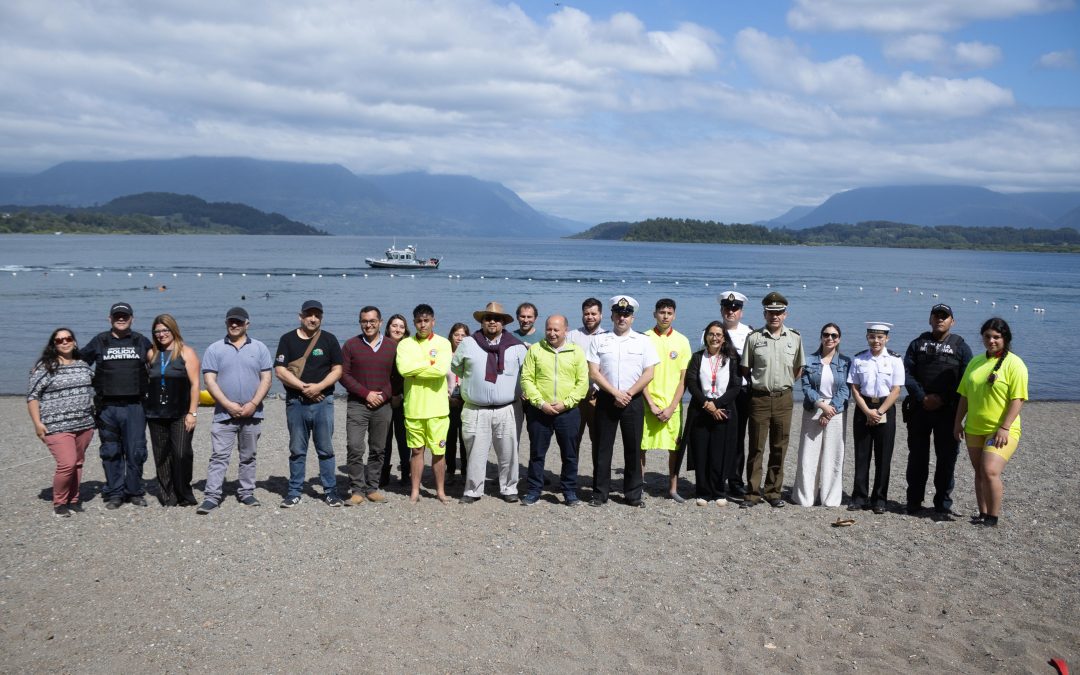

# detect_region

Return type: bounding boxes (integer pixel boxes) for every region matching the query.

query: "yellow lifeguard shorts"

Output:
[405,416,449,455]
[967,433,1020,461]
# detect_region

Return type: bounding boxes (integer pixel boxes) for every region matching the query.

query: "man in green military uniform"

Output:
[740,292,804,508]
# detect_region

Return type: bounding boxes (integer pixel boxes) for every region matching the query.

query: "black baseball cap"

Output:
[110,302,133,317]
[301,299,323,313]
[931,303,953,317]
[226,307,249,322]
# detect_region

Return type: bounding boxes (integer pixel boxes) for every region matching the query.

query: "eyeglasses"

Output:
[482,315,502,322]
[821,332,839,339]
[227,319,247,326]
[111,314,131,321]
[720,303,743,311]
[153,329,172,336]
[53,336,74,345]
[705,333,725,340]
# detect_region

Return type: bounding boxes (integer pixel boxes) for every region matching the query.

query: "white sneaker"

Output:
[695,498,708,506]
[715,498,728,507]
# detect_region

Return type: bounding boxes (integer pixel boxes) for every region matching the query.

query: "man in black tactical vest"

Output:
[902,304,973,520]
[81,302,153,509]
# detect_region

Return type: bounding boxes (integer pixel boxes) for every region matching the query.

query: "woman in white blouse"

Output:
[792,323,852,507]
[683,321,742,506]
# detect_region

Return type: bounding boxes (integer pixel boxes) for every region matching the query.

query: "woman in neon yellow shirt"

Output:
[954,318,1028,527]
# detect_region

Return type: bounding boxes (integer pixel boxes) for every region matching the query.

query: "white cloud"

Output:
[1037,49,1079,69]
[884,35,1001,70]
[787,0,1075,33]
[735,28,1013,117]
[0,0,1074,225]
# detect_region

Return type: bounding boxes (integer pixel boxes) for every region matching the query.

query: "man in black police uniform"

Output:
[81,301,153,509]
[903,303,972,520]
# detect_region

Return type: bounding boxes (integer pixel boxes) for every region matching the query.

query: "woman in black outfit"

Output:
[684,321,742,506]
[144,314,201,506]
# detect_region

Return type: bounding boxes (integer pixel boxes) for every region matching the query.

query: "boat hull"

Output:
[365,259,440,269]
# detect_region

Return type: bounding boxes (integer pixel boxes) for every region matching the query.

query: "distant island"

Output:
[569,218,1080,253]
[0,192,325,235]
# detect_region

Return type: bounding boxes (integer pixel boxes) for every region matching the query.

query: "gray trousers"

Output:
[204,418,261,503]
[462,402,521,498]
[346,400,391,494]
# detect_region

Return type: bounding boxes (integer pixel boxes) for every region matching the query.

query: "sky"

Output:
[1,0,1078,224]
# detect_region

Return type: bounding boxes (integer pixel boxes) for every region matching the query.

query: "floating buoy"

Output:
[858,286,863,291]
[96,272,101,277]
[68,272,74,277]
[218,272,223,277]
[149,273,154,277]
[241,273,246,277]
[766,283,771,288]
[733,282,737,287]
[704,282,708,287]
[802,284,807,289]
[127,272,132,277]
[172,273,177,277]
[197,272,202,277]
[291,273,296,277]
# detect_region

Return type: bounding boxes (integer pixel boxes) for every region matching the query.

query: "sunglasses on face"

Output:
[112,314,131,321]
[721,303,743,311]
[54,336,74,345]
[821,332,840,339]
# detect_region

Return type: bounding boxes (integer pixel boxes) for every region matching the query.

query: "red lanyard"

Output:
[709,353,723,396]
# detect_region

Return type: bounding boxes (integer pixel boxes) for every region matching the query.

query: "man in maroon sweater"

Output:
[340,306,398,504]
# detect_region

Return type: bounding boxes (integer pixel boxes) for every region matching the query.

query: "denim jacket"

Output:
[800,350,851,411]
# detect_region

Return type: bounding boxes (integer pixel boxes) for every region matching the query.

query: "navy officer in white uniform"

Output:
[586,295,659,508]
[847,322,905,514]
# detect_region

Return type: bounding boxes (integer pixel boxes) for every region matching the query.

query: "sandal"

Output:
[831,518,856,527]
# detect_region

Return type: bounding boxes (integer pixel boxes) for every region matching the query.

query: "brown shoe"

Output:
[365,491,386,503]
[347,494,365,506]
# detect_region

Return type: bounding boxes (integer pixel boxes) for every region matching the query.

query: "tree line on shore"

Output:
[571,217,1080,252]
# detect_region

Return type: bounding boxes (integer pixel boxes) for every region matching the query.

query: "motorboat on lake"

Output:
[365,243,441,269]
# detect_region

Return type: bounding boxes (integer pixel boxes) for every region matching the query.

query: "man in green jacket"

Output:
[520,315,590,506]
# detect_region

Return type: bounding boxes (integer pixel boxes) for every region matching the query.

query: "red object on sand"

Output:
[1050,657,1068,675]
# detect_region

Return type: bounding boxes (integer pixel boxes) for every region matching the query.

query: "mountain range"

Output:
[764,185,1080,230]
[0,157,580,238]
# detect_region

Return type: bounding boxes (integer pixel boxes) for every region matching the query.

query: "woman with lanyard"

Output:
[792,323,851,507]
[27,328,96,516]
[847,322,904,514]
[144,314,201,507]
[683,321,742,506]
[954,317,1028,527]
[444,322,470,483]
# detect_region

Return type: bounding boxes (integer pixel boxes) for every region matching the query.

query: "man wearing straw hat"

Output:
[454,302,528,504]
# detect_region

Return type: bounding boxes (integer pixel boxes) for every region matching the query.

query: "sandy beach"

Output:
[0,396,1075,673]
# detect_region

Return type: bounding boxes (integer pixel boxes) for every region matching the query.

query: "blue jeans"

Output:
[285,397,337,498]
[97,402,148,500]
[525,404,580,498]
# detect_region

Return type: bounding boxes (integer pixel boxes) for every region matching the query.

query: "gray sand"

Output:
[1,397,1076,673]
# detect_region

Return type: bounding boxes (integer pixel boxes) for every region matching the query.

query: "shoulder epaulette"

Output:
[888,349,901,357]
[855,349,870,357]
[787,327,800,335]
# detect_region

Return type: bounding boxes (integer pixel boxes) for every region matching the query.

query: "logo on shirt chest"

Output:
[429,349,438,358]
[312,348,324,357]
[669,350,678,360]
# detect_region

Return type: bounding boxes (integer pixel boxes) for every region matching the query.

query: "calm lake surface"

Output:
[2,234,1074,398]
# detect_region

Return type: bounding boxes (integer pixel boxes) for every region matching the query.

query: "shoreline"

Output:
[1,397,1075,671]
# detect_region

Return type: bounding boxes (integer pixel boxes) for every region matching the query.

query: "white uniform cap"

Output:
[609,295,639,314]
[717,290,748,305]
[865,322,893,333]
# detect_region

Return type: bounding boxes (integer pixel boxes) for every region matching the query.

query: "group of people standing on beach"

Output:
[27,290,1028,527]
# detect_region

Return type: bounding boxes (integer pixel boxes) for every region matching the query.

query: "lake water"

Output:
[2,234,1074,399]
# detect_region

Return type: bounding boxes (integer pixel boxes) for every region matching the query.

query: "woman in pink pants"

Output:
[27,328,96,517]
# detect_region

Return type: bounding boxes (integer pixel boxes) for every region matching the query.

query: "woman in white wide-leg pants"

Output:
[793,323,851,507]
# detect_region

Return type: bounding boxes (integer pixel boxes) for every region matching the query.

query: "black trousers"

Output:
[445,405,467,476]
[379,406,409,486]
[905,405,959,512]
[852,408,896,507]
[147,417,196,506]
[592,392,644,502]
[689,404,738,500]
[729,386,751,492]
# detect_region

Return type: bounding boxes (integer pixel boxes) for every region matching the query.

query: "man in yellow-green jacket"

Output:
[519,315,589,506]
[395,303,452,504]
